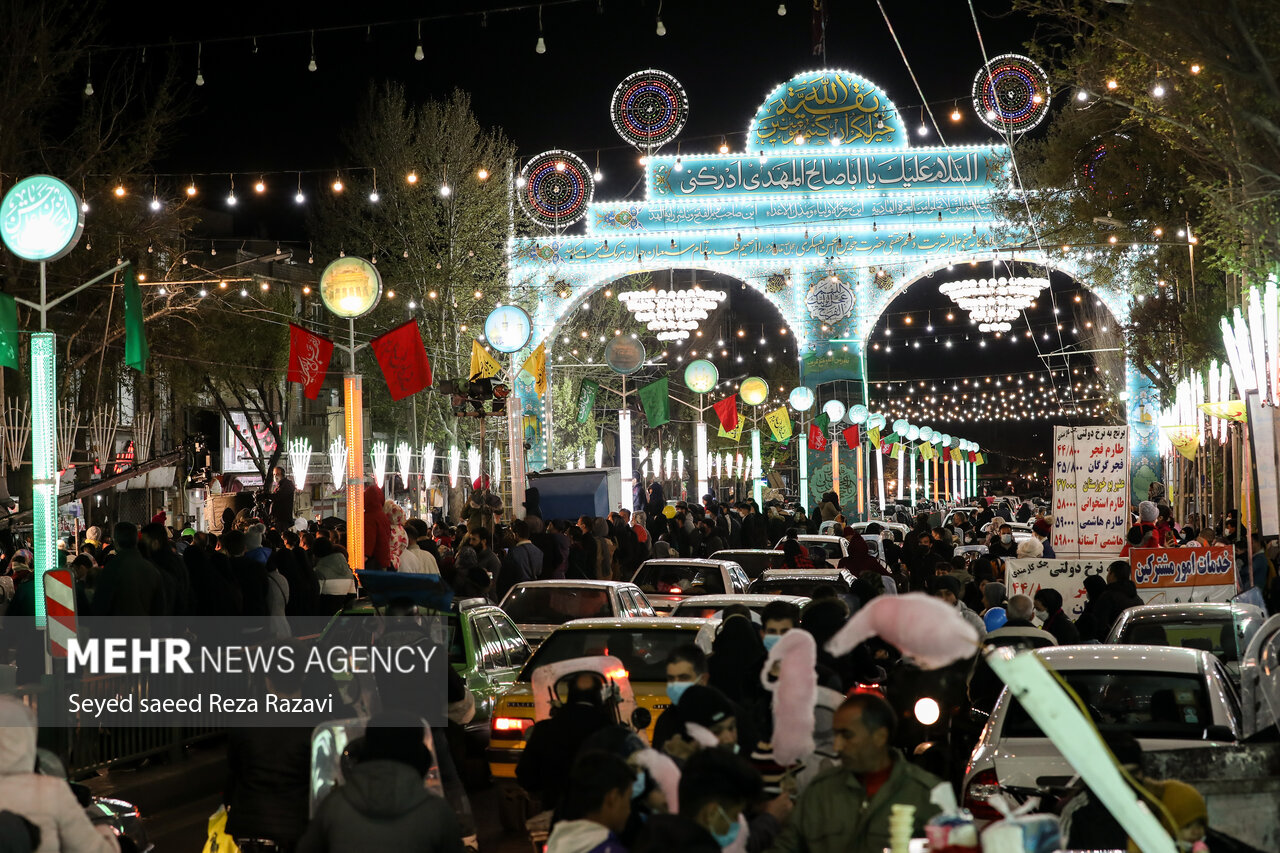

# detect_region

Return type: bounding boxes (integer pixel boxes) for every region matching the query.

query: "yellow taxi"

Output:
[486,616,714,779]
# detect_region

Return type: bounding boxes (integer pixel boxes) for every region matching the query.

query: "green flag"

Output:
[123,265,149,373]
[576,379,600,423]
[638,376,670,428]
[0,293,18,371]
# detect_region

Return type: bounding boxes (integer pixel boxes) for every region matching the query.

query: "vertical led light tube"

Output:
[909,447,917,508]
[876,446,886,512]
[896,447,905,501]
[921,448,929,503]
[832,441,840,499]
[751,428,763,507]
[695,421,709,500]
[619,409,633,506]
[344,375,364,572]
[31,333,57,628]
[798,425,809,513]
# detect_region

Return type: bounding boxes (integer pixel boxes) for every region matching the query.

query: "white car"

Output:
[630,558,750,613]
[962,645,1240,821]
[499,580,656,646]
[775,534,851,563]
[846,520,910,543]
[1107,602,1266,686]
[670,593,811,621]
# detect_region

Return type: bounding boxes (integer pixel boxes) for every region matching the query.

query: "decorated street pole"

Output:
[685,360,719,503]
[0,175,129,634]
[788,387,815,514]
[605,336,645,507]
[822,398,846,505]
[317,256,382,572]
[740,377,769,509]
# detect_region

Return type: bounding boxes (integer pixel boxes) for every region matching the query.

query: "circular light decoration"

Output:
[972,53,1051,134]
[849,404,869,424]
[517,150,594,229]
[319,256,382,319]
[684,359,719,394]
[868,412,887,431]
[610,69,690,150]
[919,427,934,442]
[484,305,532,354]
[893,419,909,435]
[604,336,646,375]
[0,175,85,262]
[740,377,769,407]
[788,386,816,412]
[906,425,920,441]
[823,400,846,423]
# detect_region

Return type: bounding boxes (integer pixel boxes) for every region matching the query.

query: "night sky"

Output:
[93,1,1107,464]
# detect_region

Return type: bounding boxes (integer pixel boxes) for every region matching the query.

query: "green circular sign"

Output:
[319,257,382,319]
[683,359,719,393]
[0,175,84,262]
[604,336,646,375]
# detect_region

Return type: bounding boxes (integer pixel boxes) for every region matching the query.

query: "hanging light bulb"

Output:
[440,183,451,197]
[777,3,787,14]
[331,177,344,193]
[1152,81,1165,97]
[254,178,266,193]
[593,168,603,181]
[414,20,425,60]
[195,42,205,86]
[477,168,489,180]
[406,171,418,184]
[535,4,546,53]
[84,52,94,96]
[113,184,126,198]
[226,175,237,206]
[149,197,161,211]
[655,1,666,36]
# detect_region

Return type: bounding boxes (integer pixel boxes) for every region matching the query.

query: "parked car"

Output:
[486,617,716,778]
[500,580,655,647]
[962,645,1240,821]
[320,595,531,734]
[630,558,750,613]
[774,534,851,564]
[1107,601,1266,687]
[670,593,811,621]
[749,568,860,611]
[847,520,910,543]
[709,548,783,579]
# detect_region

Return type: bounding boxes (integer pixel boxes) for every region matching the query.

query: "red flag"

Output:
[808,423,827,452]
[712,395,739,432]
[968,451,977,463]
[287,324,335,400]
[371,320,433,401]
[842,425,860,450]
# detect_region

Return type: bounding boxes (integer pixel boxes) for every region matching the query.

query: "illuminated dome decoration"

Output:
[618,287,727,341]
[748,69,903,149]
[938,276,1048,332]
[517,150,594,229]
[611,70,690,150]
[971,54,1051,134]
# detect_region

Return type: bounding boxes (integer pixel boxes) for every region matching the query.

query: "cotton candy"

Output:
[824,593,980,669]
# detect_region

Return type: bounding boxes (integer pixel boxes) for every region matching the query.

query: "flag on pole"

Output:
[123,264,149,373]
[718,414,745,441]
[765,407,792,442]
[521,343,548,395]
[890,443,901,460]
[807,413,829,451]
[867,426,882,449]
[950,447,962,462]
[470,340,502,379]
[1163,426,1199,460]
[576,379,599,423]
[968,451,977,463]
[842,425,860,450]
[919,442,934,461]
[287,323,335,399]
[638,377,670,428]
[371,320,432,401]
[0,293,18,371]
[1198,400,1247,423]
[712,395,739,432]
[975,452,986,465]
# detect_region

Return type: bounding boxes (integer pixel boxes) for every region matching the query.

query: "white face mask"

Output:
[1001,534,1013,544]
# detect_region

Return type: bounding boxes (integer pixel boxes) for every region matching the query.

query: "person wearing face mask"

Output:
[633,749,763,853]
[768,694,941,853]
[653,645,712,757]
[987,523,1017,558]
[657,684,741,762]
[760,601,800,652]
[1033,588,1080,644]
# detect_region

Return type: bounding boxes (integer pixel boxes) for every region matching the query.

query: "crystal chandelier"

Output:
[938,276,1048,332]
[619,288,727,341]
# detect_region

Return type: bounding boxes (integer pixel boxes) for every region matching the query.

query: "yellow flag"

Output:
[764,406,792,442]
[1198,400,1247,423]
[521,343,547,395]
[1162,425,1200,460]
[950,447,962,462]
[470,340,502,379]
[868,426,881,449]
[919,443,934,462]
[718,412,745,442]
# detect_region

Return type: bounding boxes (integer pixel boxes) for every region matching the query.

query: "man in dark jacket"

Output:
[699,518,725,557]
[633,748,762,853]
[517,673,612,811]
[969,594,1056,711]
[494,519,543,600]
[298,713,464,853]
[269,466,296,532]
[1092,560,1145,637]
[739,502,769,549]
[140,522,192,617]
[89,522,165,623]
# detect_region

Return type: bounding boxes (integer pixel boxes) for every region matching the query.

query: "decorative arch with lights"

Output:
[505,68,1160,509]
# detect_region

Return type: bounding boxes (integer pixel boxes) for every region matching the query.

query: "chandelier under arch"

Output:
[938,276,1048,332]
[619,288,727,340]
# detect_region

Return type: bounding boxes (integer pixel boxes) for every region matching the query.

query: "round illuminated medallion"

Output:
[319,257,382,319]
[0,175,84,262]
[788,386,815,411]
[740,377,769,407]
[484,306,532,353]
[683,359,718,393]
[604,337,646,375]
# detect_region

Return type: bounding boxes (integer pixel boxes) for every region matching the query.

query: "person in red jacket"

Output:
[363,483,393,570]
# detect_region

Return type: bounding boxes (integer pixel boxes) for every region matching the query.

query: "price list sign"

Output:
[1052,426,1129,556]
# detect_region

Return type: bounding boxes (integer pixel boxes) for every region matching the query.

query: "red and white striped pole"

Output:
[43,568,77,672]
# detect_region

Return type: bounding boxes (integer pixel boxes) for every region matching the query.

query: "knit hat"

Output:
[1158,778,1207,830]
[85,526,102,544]
[1032,518,1052,538]
[244,523,266,552]
[1016,537,1044,559]
[151,510,167,525]
[1139,501,1159,523]
[676,684,734,729]
[361,713,434,777]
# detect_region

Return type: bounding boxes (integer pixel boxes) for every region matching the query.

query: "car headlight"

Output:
[914,697,941,725]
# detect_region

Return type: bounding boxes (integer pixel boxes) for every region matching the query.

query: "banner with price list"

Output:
[1052,426,1129,557]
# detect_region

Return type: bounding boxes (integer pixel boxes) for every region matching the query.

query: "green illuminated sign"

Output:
[0,175,84,262]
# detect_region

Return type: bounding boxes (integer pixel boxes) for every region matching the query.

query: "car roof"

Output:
[1035,644,1211,673]
[508,580,637,590]
[1120,602,1258,620]
[759,568,850,579]
[672,594,809,607]
[640,558,733,567]
[554,616,713,630]
[711,549,781,555]
[796,535,844,542]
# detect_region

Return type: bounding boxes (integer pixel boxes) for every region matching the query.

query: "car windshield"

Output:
[713,551,781,579]
[1004,671,1213,739]
[1120,619,1240,661]
[634,563,725,596]
[519,627,701,683]
[503,586,613,624]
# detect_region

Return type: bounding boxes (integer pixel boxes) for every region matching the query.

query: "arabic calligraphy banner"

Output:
[645,147,1005,199]
[513,224,997,269]
[1052,426,1130,557]
[1131,547,1236,591]
[1004,558,1113,621]
[588,192,992,235]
